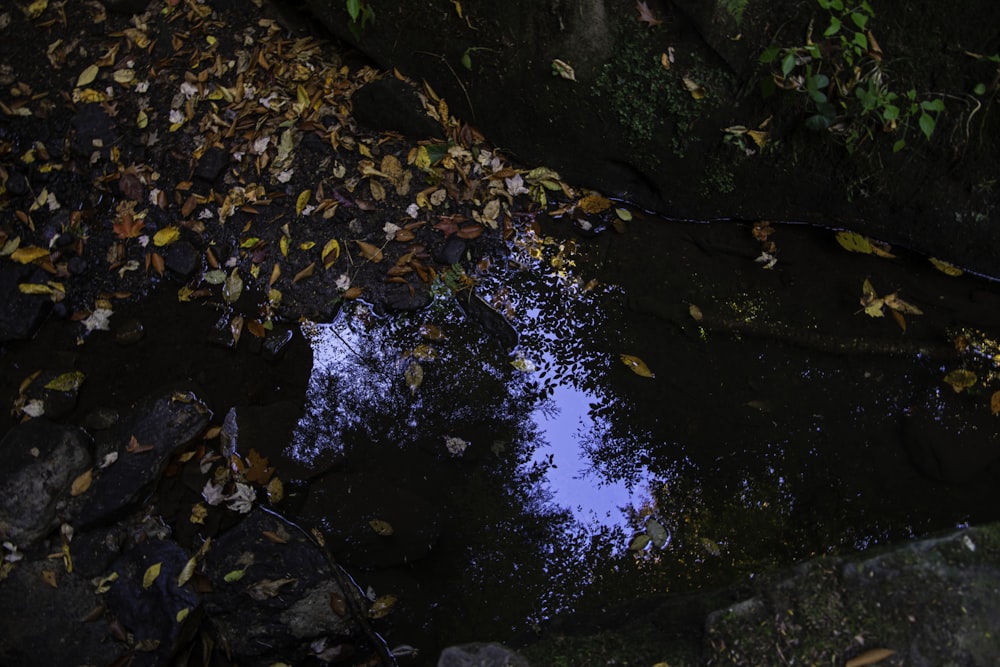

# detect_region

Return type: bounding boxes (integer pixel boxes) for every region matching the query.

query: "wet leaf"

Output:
[142,562,162,589]
[682,77,706,99]
[266,476,284,503]
[295,189,311,216]
[41,569,58,588]
[11,246,50,264]
[614,207,632,222]
[70,469,93,496]
[368,594,397,619]
[836,230,895,258]
[77,64,100,87]
[44,371,85,392]
[992,391,1000,416]
[177,556,197,587]
[700,537,721,556]
[551,58,576,81]
[223,569,245,583]
[645,517,670,549]
[628,533,651,551]
[620,354,655,378]
[329,591,348,617]
[943,368,977,393]
[929,257,963,276]
[247,577,296,600]
[882,292,922,315]
[321,239,340,268]
[292,261,315,284]
[369,519,394,536]
[176,607,190,623]
[245,448,274,485]
[577,193,611,214]
[355,240,383,263]
[405,360,424,393]
[153,226,180,247]
[223,268,243,304]
[845,648,896,667]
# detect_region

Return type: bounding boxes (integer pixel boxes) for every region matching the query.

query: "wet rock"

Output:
[438,643,531,667]
[71,103,116,160]
[74,390,211,528]
[203,507,365,665]
[83,406,120,431]
[0,264,53,343]
[0,419,92,546]
[0,559,122,667]
[455,288,519,351]
[434,236,467,265]
[262,325,295,360]
[298,471,444,569]
[383,280,433,312]
[902,386,1000,483]
[352,78,444,141]
[193,145,229,183]
[105,538,202,666]
[71,524,128,577]
[114,316,145,345]
[207,312,237,349]
[163,239,200,278]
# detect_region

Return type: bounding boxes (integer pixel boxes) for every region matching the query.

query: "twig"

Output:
[414,50,475,119]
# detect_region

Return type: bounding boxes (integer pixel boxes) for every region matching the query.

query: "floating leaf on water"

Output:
[628,532,651,551]
[368,594,397,619]
[142,562,162,589]
[645,517,670,549]
[943,368,977,393]
[245,448,274,485]
[700,537,721,556]
[369,519,394,536]
[404,360,423,393]
[577,193,611,214]
[620,354,655,378]
[223,268,243,303]
[844,648,896,667]
[44,371,84,392]
[929,257,963,276]
[247,577,297,601]
[883,292,922,315]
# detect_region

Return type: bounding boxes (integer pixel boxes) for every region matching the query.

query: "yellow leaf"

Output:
[414,145,432,171]
[24,0,48,19]
[836,230,874,254]
[845,648,896,667]
[991,390,1000,416]
[322,239,340,268]
[44,370,85,392]
[614,207,632,221]
[11,245,50,264]
[296,189,311,216]
[943,368,977,393]
[153,226,181,247]
[298,241,316,250]
[70,469,93,496]
[142,562,162,589]
[682,77,706,99]
[368,594,397,619]
[292,261,316,284]
[882,292,923,315]
[280,235,290,257]
[689,303,703,321]
[136,109,148,129]
[369,519,394,536]
[356,240,383,263]
[177,556,197,587]
[577,193,611,214]
[112,69,135,84]
[929,257,963,276]
[747,129,769,148]
[176,608,190,623]
[620,354,655,378]
[660,52,671,70]
[76,64,100,88]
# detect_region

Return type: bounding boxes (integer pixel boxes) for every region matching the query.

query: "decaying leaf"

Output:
[929,257,963,276]
[844,648,896,667]
[836,230,895,258]
[991,390,1000,416]
[41,569,58,588]
[177,556,197,587]
[636,0,662,27]
[620,354,655,378]
[70,469,93,497]
[369,519,394,536]
[368,594,397,619]
[943,368,977,393]
[322,239,340,268]
[245,448,275,485]
[329,591,348,617]
[682,77,706,99]
[577,193,611,214]
[292,261,316,284]
[247,577,296,600]
[355,240,383,263]
[551,59,576,81]
[142,562,162,589]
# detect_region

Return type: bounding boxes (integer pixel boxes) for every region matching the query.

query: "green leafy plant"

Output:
[759,0,944,152]
[346,0,374,40]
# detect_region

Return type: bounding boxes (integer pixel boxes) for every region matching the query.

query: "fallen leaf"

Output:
[245,448,275,485]
[296,189,311,216]
[247,577,296,600]
[929,257,963,276]
[76,64,100,87]
[322,239,341,268]
[70,469,93,496]
[405,360,423,393]
[577,193,611,214]
[992,391,1000,416]
[223,569,245,583]
[142,562,162,589]
[689,303,703,321]
[943,368,977,393]
[836,230,895,258]
[620,354,655,378]
[845,648,896,667]
[41,569,58,588]
[11,246,50,264]
[882,292,923,315]
[329,591,348,616]
[44,371,84,392]
[177,557,197,587]
[355,240,383,263]
[368,594,397,619]
[551,58,576,81]
[628,533,651,551]
[292,261,316,284]
[682,77,706,99]
[369,519,394,536]
[636,0,662,27]
[153,226,180,247]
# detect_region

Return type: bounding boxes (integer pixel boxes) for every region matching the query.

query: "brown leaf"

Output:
[456,225,483,239]
[636,0,662,27]
[992,390,1000,416]
[41,569,58,588]
[70,468,94,496]
[355,240,383,263]
[329,591,348,617]
[292,261,316,284]
[245,448,275,485]
[126,434,154,454]
[845,648,896,667]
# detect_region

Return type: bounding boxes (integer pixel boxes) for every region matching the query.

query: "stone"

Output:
[0,264,53,343]
[0,419,92,546]
[163,240,200,278]
[438,643,531,667]
[351,77,445,141]
[193,145,229,183]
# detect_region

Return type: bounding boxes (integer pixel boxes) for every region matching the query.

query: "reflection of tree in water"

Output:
[295,297,600,641]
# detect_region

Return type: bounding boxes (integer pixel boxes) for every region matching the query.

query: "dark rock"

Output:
[262,326,295,360]
[18,368,85,419]
[71,104,116,160]
[83,406,120,431]
[434,236,467,265]
[203,507,364,664]
[193,145,229,183]
[0,264,53,343]
[902,386,1000,483]
[105,538,202,666]
[163,239,200,278]
[383,280,433,312]
[207,312,237,349]
[114,317,145,345]
[438,643,531,667]
[0,419,92,546]
[351,77,444,141]
[0,559,122,667]
[74,390,211,528]
[5,168,29,196]
[71,524,127,577]
[67,255,88,275]
[298,471,444,569]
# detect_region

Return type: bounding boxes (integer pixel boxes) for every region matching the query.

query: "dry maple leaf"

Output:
[636,0,663,27]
